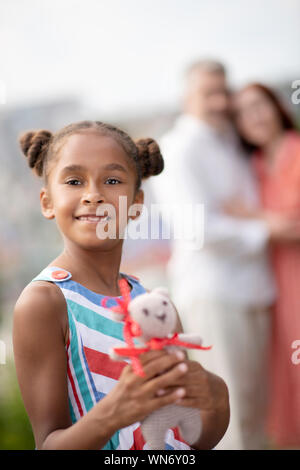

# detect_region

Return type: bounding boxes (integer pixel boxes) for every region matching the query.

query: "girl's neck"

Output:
[52,239,125,296]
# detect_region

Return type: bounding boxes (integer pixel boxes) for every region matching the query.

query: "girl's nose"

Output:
[82,192,104,204]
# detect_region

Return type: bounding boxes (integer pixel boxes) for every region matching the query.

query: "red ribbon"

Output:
[101,278,146,376]
[147,333,212,351]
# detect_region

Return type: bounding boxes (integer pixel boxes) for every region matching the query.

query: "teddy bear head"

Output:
[128,287,177,341]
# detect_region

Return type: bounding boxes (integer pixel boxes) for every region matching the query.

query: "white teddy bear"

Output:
[108,286,210,450]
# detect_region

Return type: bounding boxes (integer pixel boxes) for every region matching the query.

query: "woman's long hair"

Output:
[233,83,296,154]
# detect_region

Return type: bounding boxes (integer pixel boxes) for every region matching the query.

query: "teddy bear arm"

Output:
[177,333,203,346]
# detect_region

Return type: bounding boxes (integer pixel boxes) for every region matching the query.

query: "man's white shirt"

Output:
[149,113,276,307]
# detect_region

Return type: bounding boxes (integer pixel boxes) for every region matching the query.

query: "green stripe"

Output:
[66,299,125,341]
[68,312,94,412]
[101,430,120,450]
[68,398,77,423]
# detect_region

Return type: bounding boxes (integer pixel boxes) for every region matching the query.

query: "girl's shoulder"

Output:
[15,265,73,319]
[16,279,66,310]
[13,279,68,344]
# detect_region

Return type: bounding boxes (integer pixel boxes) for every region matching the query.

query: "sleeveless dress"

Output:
[31,265,191,450]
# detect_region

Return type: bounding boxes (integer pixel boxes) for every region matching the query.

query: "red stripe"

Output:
[131,426,146,450]
[66,344,84,417]
[172,427,190,447]
[130,426,189,450]
[83,346,127,380]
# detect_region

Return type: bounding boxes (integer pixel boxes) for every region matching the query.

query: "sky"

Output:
[1,0,300,117]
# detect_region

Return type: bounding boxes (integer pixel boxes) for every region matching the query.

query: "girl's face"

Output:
[40,131,143,250]
[232,87,283,147]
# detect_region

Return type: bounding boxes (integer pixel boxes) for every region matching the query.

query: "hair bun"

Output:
[19,130,52,177]
[135,138,164,179]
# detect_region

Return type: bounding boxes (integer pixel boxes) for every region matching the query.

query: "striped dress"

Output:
[31,265,191,450]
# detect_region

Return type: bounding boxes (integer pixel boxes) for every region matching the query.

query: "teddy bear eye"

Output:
[142,308,149,316]
[162,300,168,306]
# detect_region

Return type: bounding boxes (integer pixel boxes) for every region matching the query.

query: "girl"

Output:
[232,84,300,448]
[13,121,229,450]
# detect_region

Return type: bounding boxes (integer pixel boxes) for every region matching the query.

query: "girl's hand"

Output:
[100,349,189,431]
[153,359,230,449]
[155,359,228,413]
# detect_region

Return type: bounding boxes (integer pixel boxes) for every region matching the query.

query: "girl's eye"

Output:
[66,179,81,185]
[105,178,121,185]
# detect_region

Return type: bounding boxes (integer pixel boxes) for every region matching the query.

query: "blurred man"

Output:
[150,60,276,449]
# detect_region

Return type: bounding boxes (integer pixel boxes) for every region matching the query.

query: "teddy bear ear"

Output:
[152,287,170,298]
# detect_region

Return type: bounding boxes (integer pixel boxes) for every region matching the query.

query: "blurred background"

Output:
[0,0,300,450]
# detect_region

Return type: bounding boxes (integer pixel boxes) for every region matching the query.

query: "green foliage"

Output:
[0,360,35,449]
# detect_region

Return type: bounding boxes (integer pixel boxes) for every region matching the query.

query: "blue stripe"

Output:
[165,443,174,450]
[80,336,101,403]
[68,312,94,412]
[57,275,146,307]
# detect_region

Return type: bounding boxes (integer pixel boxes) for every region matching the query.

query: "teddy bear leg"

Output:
[141,417,167,450]
[177,409,202,446]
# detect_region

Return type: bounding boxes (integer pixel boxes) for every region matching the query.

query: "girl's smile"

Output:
[74,214,111,224]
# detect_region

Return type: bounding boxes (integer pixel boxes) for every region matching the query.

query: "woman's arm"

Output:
[223,202,300,244]
[263,212,300,243]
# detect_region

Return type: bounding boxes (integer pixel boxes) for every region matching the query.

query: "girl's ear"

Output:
[134,189,144,206]
[129,189,144,221]
[40,187,55,219]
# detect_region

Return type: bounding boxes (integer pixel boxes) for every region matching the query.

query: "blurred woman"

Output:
[232,83,300,449]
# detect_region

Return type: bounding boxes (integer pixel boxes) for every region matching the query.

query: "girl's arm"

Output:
[13,283,187,450]
[13,282,117,449]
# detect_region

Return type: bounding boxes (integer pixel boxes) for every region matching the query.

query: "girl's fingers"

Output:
[175,395,215,410]
[173,397,200,407]
[141,349,185,367]
[139,351,186,382]
[138,350,168,365]
[155,384,202,398]
[120,351,185,391]
[147,387,187,413]
[142,361,188,397]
